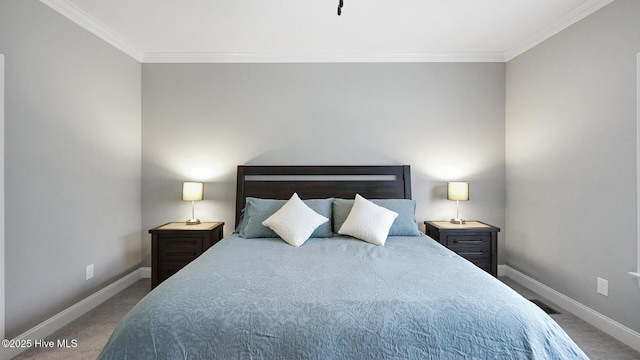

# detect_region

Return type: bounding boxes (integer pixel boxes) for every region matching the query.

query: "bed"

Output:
[99,165,587,359]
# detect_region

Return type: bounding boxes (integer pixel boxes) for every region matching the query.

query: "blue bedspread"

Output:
[99,235,588,359]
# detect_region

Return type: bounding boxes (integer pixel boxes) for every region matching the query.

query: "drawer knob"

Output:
[453,239,482,244]
[459,251,485,256]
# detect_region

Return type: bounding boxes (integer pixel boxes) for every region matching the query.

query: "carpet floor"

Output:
[11,277,640,359]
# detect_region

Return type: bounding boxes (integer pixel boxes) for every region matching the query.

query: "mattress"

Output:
[99,234,587,359]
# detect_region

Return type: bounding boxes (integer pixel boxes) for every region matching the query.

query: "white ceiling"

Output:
[39,0,614,63]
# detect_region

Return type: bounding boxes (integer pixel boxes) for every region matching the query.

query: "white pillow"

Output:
[338,194,399,246]
[262,193,329,247]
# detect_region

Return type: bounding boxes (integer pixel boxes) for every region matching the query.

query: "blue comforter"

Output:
[99,235,588,359]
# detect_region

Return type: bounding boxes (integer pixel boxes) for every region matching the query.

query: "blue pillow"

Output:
[333,198,421,236]
[239,197,333,238]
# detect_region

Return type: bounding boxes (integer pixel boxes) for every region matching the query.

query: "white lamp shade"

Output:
[447,182,469,201]
[182,182,204,201]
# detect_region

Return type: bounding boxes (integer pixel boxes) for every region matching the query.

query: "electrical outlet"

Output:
[597,277,608,297]
[86,264,94,280]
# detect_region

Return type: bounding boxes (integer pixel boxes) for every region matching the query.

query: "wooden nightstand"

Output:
[424,221,500,276]
[150,221,224,288]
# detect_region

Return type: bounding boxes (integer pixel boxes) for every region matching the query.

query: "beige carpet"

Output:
[11,277,640,360]
[501,277,640,360]
[12,280,149,360]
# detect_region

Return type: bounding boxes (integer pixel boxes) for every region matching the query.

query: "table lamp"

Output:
[182,181,204,225]
[447,182,469,224]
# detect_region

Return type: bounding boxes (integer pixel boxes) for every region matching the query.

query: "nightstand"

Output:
[150,221,224,288]
[424,221,500,276]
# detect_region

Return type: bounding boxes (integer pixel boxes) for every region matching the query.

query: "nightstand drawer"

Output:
[453,247,490,259]
[467,258,491,273]
[150,222,225,288]
[445,235,490,254]
[158,237,203,261]
[157,262,188,284]
[424,221,500,277]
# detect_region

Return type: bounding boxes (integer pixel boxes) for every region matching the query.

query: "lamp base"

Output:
[450,218,466,225]
[186,219,201,225]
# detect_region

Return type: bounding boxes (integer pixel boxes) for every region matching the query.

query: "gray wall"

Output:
[0,1,142,337]
[506,0,640,333]
[141,63,506,266]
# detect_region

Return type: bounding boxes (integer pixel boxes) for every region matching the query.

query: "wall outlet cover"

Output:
[597,277,608,297]
[86,264,94,280]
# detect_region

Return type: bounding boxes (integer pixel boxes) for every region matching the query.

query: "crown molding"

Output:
[38,0,503,64]
[142,51,506,64]
[40,0,612,64]
[39,0,144,62]
[504,0,614,61]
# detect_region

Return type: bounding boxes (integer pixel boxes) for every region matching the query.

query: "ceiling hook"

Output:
[337,0,344,16]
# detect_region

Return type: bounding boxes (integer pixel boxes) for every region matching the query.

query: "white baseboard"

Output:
[4,268,148,360]
[497,264,507,277]
[506,266,640,353]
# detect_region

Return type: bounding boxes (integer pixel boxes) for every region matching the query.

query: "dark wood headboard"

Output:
[235,165,412,227]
